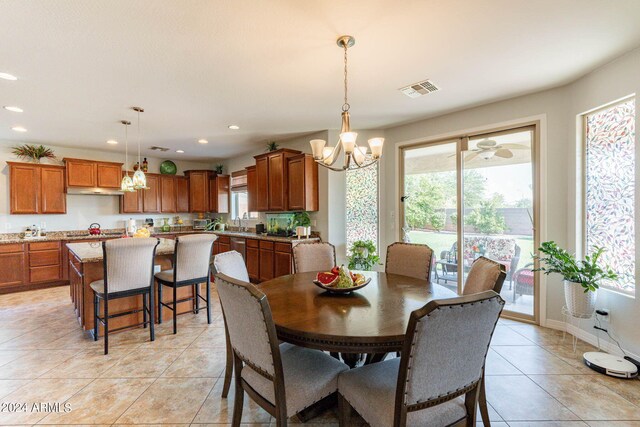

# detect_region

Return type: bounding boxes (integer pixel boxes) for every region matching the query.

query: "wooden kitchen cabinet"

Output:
[253,149,301,211]
[209,175,230,213]
[8,162,66,214]
[160,175,177,213]
[274,242,293,277]
[246,239,260,282]
[96,162,123,188]
[120,172,143,213]
[175,176,189,212]
[28,241,61,284]
[0,244,26,288]
[287,153,318,211]
[255,157,269,211]
[259,240,275,281]
[185,170,213,213]
[246,165,257,213]
[64,158,96,187]
[218,235,231,254]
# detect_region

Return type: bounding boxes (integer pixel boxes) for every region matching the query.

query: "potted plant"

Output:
[214,164,224,174]
[534,241,617,318]
[11,144,56,163]
[266,141,279,152]
[347,240,380,271]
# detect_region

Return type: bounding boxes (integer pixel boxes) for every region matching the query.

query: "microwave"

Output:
[193,219,211,230]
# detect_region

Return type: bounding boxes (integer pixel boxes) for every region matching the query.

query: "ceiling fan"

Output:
[464,139,529,161]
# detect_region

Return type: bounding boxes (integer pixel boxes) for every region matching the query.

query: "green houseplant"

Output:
[266,141,279,152]
[347,240,380,271]
[12,144,56,163]
[534,241,617,317]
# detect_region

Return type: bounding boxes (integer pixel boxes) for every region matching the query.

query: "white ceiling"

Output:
[1,0,640,161]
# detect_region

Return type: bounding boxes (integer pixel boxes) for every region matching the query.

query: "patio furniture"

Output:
[337,291,505,427]
[513,262,534,302]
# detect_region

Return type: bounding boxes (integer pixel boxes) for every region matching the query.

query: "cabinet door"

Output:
[259,248,274,281]
[268,153,285,211]
[97,163,122,188]
[120,173,143,213]
[209,177,218,212]
[40,167,66,214]
[287,156,305,211]
[219,242,231,253]
[66,160,96,187]
[143,175,161,213]
[188,172,209,213]
[255,157,269,211]
[160,176,177,213]
[10,164,39,214]
[246,242,259,282]
[217,175,230,214]
[0,252,26,288]
[274,251,292,278]
[175,177,189,212]
[246,166,257,213]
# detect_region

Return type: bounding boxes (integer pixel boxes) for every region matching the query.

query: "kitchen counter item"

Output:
[255,223,265,234]
[88,223,101,235]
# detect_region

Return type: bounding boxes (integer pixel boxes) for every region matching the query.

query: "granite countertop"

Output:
[67,238,177,263]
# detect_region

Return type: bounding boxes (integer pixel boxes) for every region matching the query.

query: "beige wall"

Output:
[0,141,212,232]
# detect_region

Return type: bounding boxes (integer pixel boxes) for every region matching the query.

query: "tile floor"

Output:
[0,286,639,426]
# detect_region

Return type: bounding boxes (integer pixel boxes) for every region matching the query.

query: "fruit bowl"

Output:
[313,268,371,294]
[312,278,371,294]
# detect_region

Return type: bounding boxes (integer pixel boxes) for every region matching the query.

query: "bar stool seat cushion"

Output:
[241,342,348,415]
[89,280,105,295]
[155,269,175,283]
[338,358,466,427]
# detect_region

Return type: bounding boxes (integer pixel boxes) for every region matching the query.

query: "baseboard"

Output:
[544,318,640,361]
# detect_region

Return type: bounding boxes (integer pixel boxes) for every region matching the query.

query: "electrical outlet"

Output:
[596,308,611,323]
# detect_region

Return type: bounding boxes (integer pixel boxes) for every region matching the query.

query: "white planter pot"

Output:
[563,280,597,318]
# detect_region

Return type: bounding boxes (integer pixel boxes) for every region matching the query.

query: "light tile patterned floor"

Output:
[0,286,638,426]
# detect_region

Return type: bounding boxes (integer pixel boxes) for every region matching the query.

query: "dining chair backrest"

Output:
[215,273,282,378]
[463,256,507,295]
[214,250,250,282]
[385,242,434,281]
[292,241,337,273]
[396,291,504,413]
[174,234,217,282]
[103,238,159,293]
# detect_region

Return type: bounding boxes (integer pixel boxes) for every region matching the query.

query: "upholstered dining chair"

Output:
[213,250,250,399]
[292,241,336,273]
[215,273,348,426]
[461,256,507,427]
[385,242,434,281]
[91,237,160,355]
[155,234,217,334]
[338,291,504,427]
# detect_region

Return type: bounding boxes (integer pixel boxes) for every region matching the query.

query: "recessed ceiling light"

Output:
[3,106,23,113]
[176,149,185,153]
[228,125,240,130]
[0,72,17,81]
[198,139,208,144]
[11,126,27,132]
[107,139,118,145]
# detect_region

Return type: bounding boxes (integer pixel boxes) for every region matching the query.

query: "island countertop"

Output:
[66,238,177,263]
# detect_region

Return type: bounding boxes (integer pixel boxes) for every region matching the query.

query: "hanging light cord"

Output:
[137,109,141,163]
[124,123,129,176]
[342,43,349,112]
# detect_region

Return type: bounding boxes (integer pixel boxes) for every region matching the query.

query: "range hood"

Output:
[66,187,124,196]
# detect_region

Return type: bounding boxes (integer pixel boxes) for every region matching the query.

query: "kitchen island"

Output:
[66,238,198,336]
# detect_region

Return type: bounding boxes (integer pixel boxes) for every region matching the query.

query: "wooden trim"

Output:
[253,148,301,160]
[62,158,123,166]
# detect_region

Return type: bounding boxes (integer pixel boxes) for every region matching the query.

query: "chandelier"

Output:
[120,120,135,192]
[309,35,384,171]
[131,106,148,190]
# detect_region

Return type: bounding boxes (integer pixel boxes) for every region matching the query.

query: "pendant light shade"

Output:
[120,120,135,192]
[132,107,148,190]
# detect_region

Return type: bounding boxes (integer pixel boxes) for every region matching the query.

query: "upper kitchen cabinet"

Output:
[287,153,318,211]
[175,176,190,212]
[253,148,301,211]
[160,175,190,213]
[63,158,123,190]
[209,174,230,214]
[8,162,66,214]
[246,165,257,213]
[121,173,189,214]
[142,174,161,213]
[185,170,213,213]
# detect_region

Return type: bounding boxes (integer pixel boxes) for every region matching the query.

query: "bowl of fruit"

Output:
[313,265,371,294]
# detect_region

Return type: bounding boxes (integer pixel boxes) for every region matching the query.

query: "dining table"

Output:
[259,270,457,367]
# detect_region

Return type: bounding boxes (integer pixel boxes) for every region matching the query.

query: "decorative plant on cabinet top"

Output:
[11,144,56,163]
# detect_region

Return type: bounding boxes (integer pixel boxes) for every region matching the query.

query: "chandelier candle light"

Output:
[132,106,148,190]
[309,35,384,171]
[120,120,135,192]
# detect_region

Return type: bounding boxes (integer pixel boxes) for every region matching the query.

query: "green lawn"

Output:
[407,230,534,270]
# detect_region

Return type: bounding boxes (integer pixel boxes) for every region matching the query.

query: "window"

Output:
[345,164,379,253]
[231,190,258,220]
[585,98,635,294]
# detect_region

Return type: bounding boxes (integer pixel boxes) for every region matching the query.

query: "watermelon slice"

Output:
[316,272,339,287]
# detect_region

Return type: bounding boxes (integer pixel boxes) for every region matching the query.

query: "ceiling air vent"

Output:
[399,79,440,98]
[149,146,170,152]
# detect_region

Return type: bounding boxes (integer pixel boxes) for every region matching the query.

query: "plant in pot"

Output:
[534,241,617,318]
[293,211,311,237]
[214,164,224,174]
[12,144,56,163]
[347,240,380,271]
[206,217,226,232]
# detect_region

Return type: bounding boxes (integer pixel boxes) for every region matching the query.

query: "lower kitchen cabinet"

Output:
[274,242,293,277]
[259,240,275,282]
[246,239,260,282]
[28,241,62,284]
[0,244,26,288]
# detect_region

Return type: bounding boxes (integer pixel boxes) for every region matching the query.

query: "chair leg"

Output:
[149,288,155,342]
[221,326,233,398]
[158,281,163,324]
[231,354,245,427]
[173,285,178,334]
[464,383,481,426]
[93,293,99,341]
[194,283,200,313]
[206,277,212,324]
[103,298,109,355]
[338,393,352,427]
[478,373,491,426]
[143,292,148,329]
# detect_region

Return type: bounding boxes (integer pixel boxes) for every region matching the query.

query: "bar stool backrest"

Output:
[103,238,160,293]
[174,234,217,282]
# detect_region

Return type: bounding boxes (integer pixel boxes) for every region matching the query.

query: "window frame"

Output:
[345,162,381,256]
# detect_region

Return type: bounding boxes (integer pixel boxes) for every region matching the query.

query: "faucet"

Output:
[235,216,246,232]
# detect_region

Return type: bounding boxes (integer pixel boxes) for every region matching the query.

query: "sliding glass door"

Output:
[401,125,538,321]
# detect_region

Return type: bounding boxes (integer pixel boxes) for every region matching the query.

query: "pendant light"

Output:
[120,120,135,192]
[309,35,384,171]
[131,106,148,190]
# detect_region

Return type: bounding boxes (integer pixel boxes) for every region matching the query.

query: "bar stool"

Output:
[155,234,217,334]
[91,238,160,355]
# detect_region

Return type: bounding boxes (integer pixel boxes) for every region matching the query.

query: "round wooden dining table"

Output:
[259,271,457,359]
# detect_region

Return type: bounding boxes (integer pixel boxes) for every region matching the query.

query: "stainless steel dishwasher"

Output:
[230,237,246,260]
